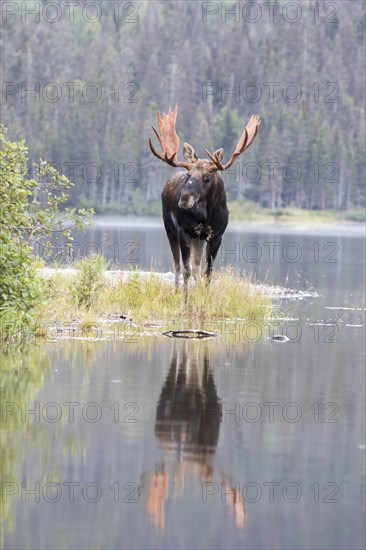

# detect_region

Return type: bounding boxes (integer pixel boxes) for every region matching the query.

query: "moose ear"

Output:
[183,142,198,163]
[213,148,224,163]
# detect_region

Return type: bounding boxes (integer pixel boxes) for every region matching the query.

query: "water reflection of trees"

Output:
[0,347,53,545]
[0,342,102,547]
[141,341,246,531]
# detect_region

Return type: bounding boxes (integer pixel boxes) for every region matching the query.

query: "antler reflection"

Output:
[141,341,247,531]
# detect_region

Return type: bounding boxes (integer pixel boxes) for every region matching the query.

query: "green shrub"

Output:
[73,254,106,309]
[0,125,93,345]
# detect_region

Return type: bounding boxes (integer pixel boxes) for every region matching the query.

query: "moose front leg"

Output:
[191,238,205,281]
[166,234,181,290]
[178,228,193,289]
[205,235,222,283]
[163,215,182,290]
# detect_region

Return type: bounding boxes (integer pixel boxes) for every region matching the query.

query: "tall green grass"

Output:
[34,261,271,334]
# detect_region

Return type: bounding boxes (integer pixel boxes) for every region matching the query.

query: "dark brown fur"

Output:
[149,107,260,290]
[161,160,229,288]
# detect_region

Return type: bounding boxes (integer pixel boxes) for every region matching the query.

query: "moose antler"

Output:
[149,104,192,169]
[206,115,261,171]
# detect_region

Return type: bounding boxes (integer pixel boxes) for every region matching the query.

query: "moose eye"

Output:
[203,174,210,183]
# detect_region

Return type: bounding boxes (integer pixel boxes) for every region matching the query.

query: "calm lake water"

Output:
[2,220,365,550]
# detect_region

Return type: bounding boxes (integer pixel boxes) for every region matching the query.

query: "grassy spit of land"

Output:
[30,257,275,341]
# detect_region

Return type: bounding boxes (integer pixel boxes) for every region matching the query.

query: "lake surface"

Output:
[2,221,365,550]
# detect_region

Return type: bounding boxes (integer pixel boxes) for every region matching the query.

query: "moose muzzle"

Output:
[178,192,198,209]
[178,178,200,209]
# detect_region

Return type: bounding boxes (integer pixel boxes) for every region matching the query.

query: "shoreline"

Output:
[38,267,319,300]
[92,215,365,237]
[30,268,319,341]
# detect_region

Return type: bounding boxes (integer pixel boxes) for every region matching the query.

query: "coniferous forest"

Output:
[1,0,365,213]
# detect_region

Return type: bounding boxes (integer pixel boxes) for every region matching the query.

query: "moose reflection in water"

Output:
[140,341,246,531]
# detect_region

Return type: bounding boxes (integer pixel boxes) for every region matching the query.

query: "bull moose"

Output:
[149,105,260,289]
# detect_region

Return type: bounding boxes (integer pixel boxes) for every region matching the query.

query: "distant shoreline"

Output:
[92,215,365,237]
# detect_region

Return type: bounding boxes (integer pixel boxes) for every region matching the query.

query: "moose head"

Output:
[149,104,260,290]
